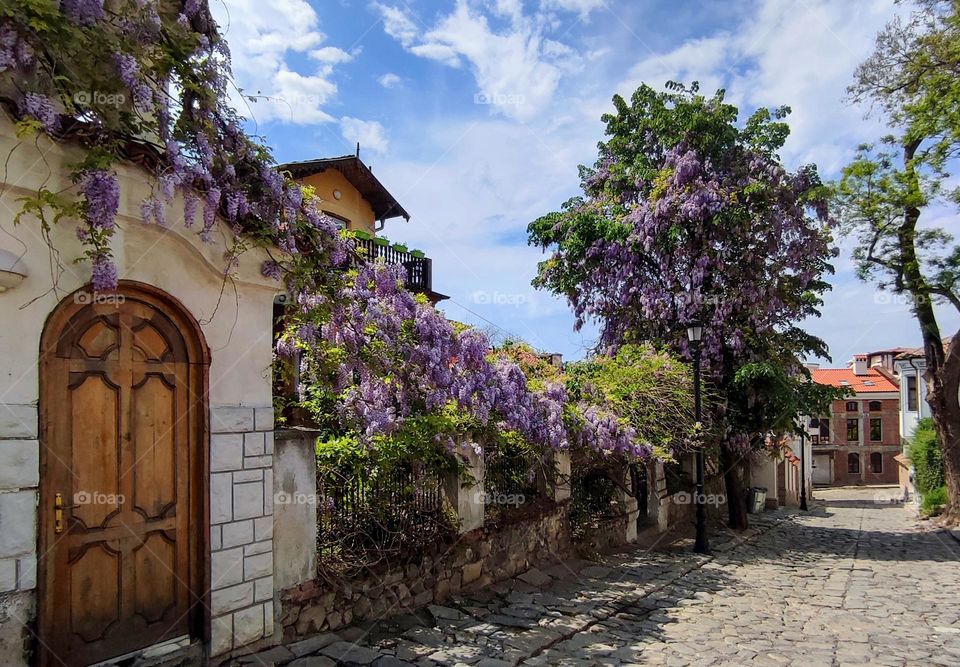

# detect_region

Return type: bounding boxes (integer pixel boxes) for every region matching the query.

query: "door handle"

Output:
[54,493,67,534]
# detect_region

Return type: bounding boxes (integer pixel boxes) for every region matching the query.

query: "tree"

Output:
[528,83,835,528]
[838,0,960,521]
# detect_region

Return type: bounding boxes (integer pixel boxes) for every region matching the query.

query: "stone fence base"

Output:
[280,500,571,640]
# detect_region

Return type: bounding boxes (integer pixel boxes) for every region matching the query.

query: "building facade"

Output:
[894,348,932,444]
[809,354,901,486]
[0,111,438,666]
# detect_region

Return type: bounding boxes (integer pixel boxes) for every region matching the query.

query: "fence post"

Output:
[273,428,320,590]
[539,450,571,502]
[617,467,640,543]
[443,440,485,534]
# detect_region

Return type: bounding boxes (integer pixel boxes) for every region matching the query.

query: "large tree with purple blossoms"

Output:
[528,83,835,528]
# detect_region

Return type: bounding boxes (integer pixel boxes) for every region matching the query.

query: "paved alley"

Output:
[252,487,960,667]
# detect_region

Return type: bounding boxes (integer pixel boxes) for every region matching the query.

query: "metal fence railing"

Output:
[316,462,447,574]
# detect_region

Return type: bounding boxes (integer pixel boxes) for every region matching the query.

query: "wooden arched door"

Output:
[38,283,208,667]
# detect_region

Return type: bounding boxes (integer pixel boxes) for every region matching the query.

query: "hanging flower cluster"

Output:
[2,1,348,292]
[282,262,663,458]
[2,3,676,464]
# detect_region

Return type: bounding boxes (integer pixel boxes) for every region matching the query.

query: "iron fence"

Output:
[316,461,448,574]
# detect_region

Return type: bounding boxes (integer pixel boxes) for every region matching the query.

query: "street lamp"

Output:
[687,322,709,555]
[798,427,808,511]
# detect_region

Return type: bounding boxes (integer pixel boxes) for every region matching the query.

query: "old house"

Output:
[0,104,436,665]
[808,354,901,486]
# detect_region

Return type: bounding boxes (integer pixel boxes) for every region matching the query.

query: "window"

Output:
[870,452,883,474]
[848,453,860,474]
[868,400,882,412]
[819,420,830,440]
[907,375,918,412]
[870,418,882,442]
[846,401,858,412]
[847,418,859,442]
[323,210,350,229]
[812,435,820,444]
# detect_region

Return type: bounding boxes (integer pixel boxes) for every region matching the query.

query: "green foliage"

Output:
[566,344,696,457]
[315,410,469,479]
[921,486,948,516]
[908,417,945,495]
[731,362,850,441]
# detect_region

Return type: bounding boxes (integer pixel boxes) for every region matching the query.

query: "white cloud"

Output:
[618,0,899,172]
[376,2,420,47]
[310,46,355,65]
[373,0,585,121]
[211,0,351,125]
[540,0,607,19]
[377,73,403,89]
[340,117,390,155]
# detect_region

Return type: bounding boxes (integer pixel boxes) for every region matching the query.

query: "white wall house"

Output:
[0,113,282,666]
[894,351,931,445]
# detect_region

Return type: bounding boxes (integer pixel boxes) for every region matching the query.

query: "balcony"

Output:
[354,237,446,301]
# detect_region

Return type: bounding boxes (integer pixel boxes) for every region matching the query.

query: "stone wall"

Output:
[279,500,572,641]
[0,403,38,666]
[208,405,277,657]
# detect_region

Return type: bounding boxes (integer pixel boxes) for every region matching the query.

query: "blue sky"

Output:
[214,0,959,365]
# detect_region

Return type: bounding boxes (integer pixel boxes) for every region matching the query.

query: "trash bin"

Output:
[748,487,767,514]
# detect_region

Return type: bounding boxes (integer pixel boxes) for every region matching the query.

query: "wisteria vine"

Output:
[2,1,676,464]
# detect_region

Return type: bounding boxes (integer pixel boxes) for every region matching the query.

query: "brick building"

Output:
[808,354,901,486]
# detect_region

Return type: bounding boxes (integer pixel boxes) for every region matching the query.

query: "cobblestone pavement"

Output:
[249,487,960,667]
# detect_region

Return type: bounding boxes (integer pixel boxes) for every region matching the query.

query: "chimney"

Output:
[851,354,868,376]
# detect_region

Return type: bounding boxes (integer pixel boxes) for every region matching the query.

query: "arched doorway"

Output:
[37,282,209,666]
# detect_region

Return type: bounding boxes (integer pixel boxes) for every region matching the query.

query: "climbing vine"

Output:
[1,1,695,464]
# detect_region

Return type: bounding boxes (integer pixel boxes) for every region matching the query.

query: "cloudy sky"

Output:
[213,0,959,365]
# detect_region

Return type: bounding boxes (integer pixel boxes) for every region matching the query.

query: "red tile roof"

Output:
[895,337,953,360]
[811,367,899,393]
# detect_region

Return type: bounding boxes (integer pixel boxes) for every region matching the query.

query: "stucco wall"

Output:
[0,114,281,665]
[296,170,377,234]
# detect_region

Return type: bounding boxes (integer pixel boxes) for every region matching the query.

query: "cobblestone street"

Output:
[256,487,960,667]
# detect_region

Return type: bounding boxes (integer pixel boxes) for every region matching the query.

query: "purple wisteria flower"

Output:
[91,256,118,292]
[19,93,59,133]
[61,0,105,26]
[261,260,282,281]
[79,170,120,230]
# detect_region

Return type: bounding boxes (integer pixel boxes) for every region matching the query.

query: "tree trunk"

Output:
[925,334,960,521]
[721,446,749,530]
[898,140,960,522]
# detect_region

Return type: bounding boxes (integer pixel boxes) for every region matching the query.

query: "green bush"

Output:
[907,418,944,495]
[921,486,948,517]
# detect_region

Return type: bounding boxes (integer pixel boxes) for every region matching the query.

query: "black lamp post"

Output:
[798,426,808,511]
[687,322,709,554]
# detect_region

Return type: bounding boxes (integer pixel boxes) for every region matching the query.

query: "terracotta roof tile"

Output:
[811,367,899,393]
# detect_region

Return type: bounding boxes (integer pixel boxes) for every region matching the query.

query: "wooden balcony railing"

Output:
[354,237,433,293]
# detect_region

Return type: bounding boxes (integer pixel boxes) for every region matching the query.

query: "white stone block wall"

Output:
[0,403,39,596]
[209,405,276,657]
